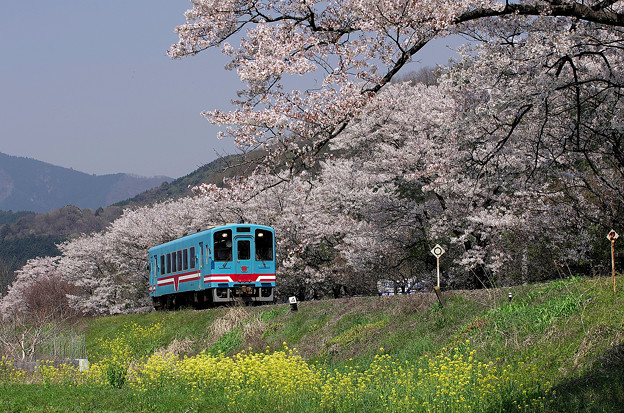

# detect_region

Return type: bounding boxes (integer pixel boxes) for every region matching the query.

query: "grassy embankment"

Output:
[1,275,623,412]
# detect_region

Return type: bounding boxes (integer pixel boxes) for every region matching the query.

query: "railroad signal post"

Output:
[608,230,619,293]
[431,244,446,308]
[431,244,445,289]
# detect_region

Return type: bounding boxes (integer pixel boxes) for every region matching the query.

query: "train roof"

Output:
[148,223,274,253]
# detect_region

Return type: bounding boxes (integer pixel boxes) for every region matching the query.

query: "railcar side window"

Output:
[160,255,165,275]
[238,240,251,260]
[189,246,196,269]
[255,229,274,261]
[172,251,177,273]
[166,253,172,274]
[214,229,233,262]
[183,249,188,271]
[176,250,182,272]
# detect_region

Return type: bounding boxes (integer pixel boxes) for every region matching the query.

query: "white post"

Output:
[613,239,617,293]
[436,257,440,288]
[607,230,619,293]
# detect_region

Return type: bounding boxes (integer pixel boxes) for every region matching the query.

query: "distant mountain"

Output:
[0,152,172,213]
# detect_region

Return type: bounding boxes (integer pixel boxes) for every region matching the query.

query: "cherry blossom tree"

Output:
[169,0,623,285]
[169,0,624,172]
[319,75,606,288]
[431,11,623,280]
[0,256,78,320]
[449,14,624,227]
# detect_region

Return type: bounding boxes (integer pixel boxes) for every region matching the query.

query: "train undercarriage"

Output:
[152,286,275,310]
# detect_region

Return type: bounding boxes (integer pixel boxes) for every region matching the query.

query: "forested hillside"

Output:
[0,211,33,226]
[114,151,264,208]
[0,206,123,295]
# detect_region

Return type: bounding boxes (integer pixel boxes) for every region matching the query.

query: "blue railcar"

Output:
[148,224,276,309]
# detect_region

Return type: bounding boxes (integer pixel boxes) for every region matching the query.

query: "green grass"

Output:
[1,275,623,411]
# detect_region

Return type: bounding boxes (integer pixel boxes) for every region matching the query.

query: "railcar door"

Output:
[149,254,158,296]
[198,242,204,289]
[235,236,254,282]
[199,242,204,270]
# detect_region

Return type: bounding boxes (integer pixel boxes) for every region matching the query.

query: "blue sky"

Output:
[0,1,461,179]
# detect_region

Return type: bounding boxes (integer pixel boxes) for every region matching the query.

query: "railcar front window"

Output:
[238,240,251,260]
[214,230,233,262]
[255,230,274,261]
